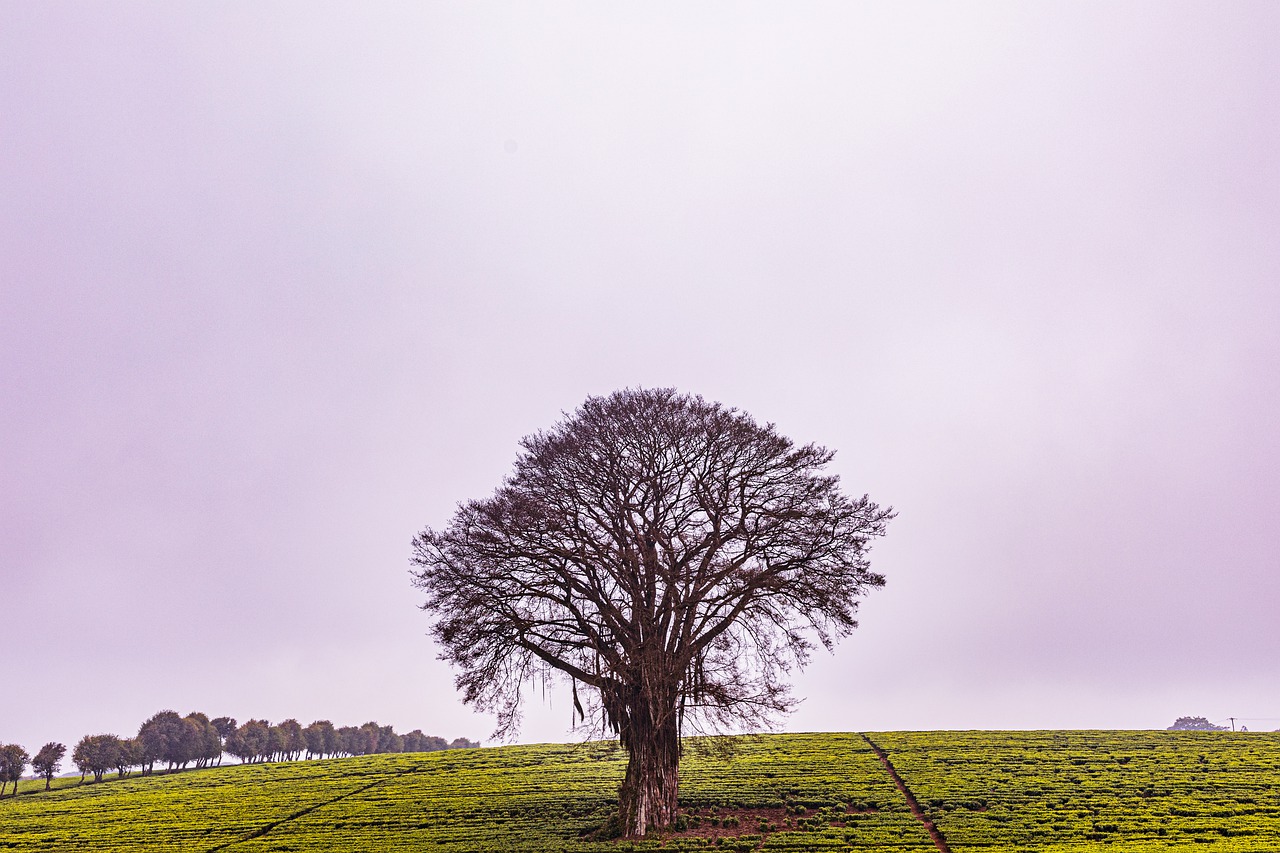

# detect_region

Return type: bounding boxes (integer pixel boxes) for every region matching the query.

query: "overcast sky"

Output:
[3,3,1278,753]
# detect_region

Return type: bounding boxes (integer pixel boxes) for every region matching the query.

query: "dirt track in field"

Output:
[861,734,953,853]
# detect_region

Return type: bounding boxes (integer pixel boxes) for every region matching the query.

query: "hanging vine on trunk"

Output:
[411,388,893,837]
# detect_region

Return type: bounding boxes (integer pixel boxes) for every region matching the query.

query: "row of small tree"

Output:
[222,717,472,764]
[0,711,477,796]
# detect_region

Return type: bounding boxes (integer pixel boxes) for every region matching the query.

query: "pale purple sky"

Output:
[3,3,1278,752]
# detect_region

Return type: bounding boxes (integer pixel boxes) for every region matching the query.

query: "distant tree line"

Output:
[0,712,477,796]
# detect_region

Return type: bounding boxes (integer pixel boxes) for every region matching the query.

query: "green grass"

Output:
[1,731,1277,852]
[10,775,93,797]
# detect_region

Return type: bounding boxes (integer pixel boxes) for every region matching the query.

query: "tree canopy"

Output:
[412,388,892,835]
[3,711,473,799]
[0,744,28,797]
[31,742,66,791]
[72,735,122,782]
[1168,716,1228,731]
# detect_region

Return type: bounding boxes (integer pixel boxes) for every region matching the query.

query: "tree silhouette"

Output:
[0,744,28,797]
[211,716,238,740]
[335,725,360,757]
[116,738,140,778]
[72,739,90,782]
[1168,716,1228,731]
[137,711,186,774]
[31,742,65,791]
[71,735,121,783]
[265,725,287,762]
[183,713,222,768]
[303,720,336,759]
[277,719,306,761]
[225,719,270,763]
[412,388,892,835]
[210,717,237,766]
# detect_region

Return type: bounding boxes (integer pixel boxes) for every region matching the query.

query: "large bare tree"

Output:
[411,388,893,836]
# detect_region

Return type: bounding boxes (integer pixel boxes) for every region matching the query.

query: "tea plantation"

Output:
[872,730,1280,852]
[1,731,1276,852]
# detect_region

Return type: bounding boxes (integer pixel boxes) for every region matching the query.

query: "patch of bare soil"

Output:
[861,734,952,853]
[636,803,877,843]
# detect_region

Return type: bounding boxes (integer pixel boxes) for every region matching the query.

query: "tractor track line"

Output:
[205,764,421,852]
[861,734,953,853]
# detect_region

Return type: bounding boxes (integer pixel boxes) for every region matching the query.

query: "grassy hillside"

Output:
[0,732,1277,852]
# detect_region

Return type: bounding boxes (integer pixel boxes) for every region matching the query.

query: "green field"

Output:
[872,731,1280,852]
[0,732,1276,852]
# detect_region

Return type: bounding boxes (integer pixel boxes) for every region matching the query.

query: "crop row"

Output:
[873,730,1280,852]
[0,735,935,852]
[8,731,1276,852]
[227,735,936,853]
[0,754,421,852]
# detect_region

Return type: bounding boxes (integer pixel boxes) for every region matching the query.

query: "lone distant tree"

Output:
[412,388,893,835]
[31,742,66,791]
[1168,716,1228,731]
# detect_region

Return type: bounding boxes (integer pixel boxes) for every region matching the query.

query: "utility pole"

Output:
[1229,717,1236,732]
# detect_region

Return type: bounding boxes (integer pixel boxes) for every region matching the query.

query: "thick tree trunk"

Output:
[616,688,681,837]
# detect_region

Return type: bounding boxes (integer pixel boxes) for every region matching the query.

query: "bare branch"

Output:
[410,388,892,836]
